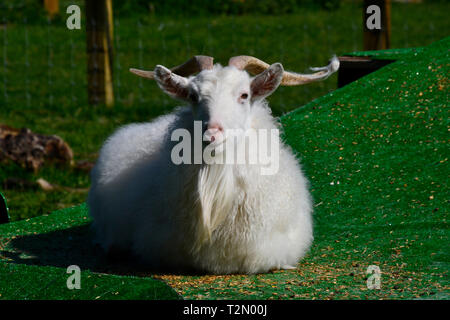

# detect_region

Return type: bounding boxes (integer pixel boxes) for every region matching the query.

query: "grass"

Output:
[0,36,448,300]
[0,1,449,220]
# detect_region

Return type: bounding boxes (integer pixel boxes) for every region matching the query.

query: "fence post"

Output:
[85,0,114,107]
[363,0,391,50]
[43,0,59,17]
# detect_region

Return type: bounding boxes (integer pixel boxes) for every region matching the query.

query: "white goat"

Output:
[88,55,339,274]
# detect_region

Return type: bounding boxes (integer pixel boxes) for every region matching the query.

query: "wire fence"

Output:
[0,1,447,119]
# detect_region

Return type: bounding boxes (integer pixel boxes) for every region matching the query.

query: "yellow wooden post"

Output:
[86,0,114,107]
[363,0,391,50]
[44,0,59,17]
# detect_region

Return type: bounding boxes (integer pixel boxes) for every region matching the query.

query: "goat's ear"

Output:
[250,63,284,101]
[154,65,190,101]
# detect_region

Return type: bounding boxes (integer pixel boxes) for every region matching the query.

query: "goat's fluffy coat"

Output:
[88,65,313,274]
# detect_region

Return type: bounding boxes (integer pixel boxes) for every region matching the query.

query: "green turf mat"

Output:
[0,262,180,300]
[343,47,427,60]
[0,205,180,300]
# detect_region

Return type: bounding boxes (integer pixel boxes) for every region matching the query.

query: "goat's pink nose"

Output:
[207,122,223,132]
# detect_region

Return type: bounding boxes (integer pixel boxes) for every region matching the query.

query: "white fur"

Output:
[88,65,313,274]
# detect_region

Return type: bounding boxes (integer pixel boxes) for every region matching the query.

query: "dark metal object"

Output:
[337,56,394,88]
[0,192,9,224]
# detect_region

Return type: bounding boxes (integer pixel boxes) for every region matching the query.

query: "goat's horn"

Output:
[130,55,214,79]
[228,55,339,86]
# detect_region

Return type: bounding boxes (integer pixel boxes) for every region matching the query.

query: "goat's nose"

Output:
[205,122,224,143]
[207,122,223,132]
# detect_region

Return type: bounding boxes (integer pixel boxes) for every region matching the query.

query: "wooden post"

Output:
[43,0,59,17]
[363,0,391,50]
[86,0,114,107]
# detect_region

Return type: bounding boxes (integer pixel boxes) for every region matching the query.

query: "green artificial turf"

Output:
[0,205,180,299]
[1,37,448,299]
[0,263,180,300]
[343,47,427,60]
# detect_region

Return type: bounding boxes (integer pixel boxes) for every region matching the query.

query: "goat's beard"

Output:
[195,162,236,249]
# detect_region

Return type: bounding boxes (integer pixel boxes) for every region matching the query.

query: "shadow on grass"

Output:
[1,224,205,277]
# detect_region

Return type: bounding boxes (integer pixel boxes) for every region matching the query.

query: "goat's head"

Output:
[130,55,339,145]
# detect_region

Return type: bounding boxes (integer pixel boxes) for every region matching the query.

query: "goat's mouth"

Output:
[204,138,227,156]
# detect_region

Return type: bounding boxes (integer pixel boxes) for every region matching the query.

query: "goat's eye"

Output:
[240,93,248,100]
